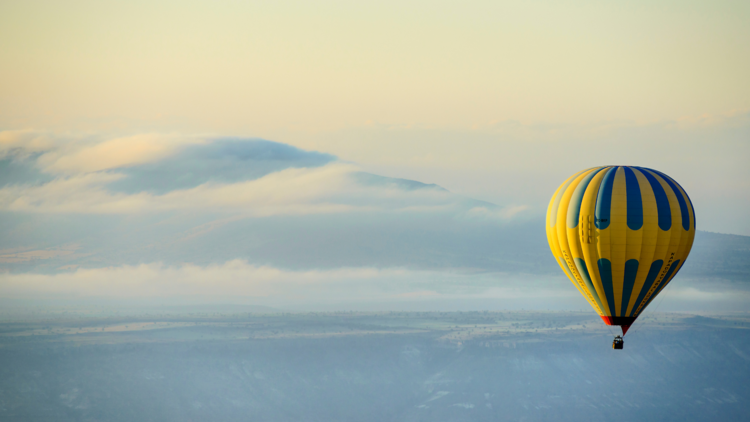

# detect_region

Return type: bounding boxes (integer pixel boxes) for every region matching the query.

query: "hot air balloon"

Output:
[546,166,695,349]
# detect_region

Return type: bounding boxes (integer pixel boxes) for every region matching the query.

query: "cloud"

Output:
[464,205,530,221]
[0,245,79,263]
[0,132,539,283]
[0,134,524,218]
[0,131,198,174]
[0,131,208,178]
[0,130,59,158]
[352,172,447,192]
[0,172,149,214]
[5,260,742,312]
[0,134,347,214]
[0,260,568,304]
[0,260,469,299]
[109,138,337,194]
[0,161,491,217]
[0,156,54,188]
[0,131,335,176]
[38,134,204,174]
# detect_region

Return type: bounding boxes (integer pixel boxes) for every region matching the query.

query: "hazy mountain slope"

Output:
[680,231,750,281]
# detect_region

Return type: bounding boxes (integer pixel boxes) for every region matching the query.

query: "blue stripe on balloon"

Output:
[651,169,690,231]
[595,167,617,229]
[654,170,696,229]
[629,260,663,317]
[597,259,616,316]
[660,259,681,290]
[622,259,639,316]
[623,167,643,230]
[635,168,671,231]
[566,167,606,228]
[641,259,682,311]
[574,258,605,312]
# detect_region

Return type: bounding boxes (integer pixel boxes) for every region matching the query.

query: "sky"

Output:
[0,0,748,310]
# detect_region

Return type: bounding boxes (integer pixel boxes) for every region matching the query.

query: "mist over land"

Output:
[2,311,749,422]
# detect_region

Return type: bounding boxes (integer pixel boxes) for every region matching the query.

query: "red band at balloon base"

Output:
[600,316,637,335]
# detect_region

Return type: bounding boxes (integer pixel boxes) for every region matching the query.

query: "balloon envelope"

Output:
[546,166,695,334]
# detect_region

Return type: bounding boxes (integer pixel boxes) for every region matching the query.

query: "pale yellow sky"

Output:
[1,0,748,133]
[1,0,748,235]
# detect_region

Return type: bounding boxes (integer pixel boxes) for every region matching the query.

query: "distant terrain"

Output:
[681,231,750,281]
[1,311,749,421]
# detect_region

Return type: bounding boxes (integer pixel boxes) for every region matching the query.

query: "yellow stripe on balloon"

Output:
[649,172,694,301]
[547,169,588,255]
[632,169,680,316]
[578,166,611,315]
[608,167,628,315]
[556,168,605,315]
[546,170,597,309]
[626,168,659,316]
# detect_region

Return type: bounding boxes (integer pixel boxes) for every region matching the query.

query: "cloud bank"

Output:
[0,132,522,218]
[1,260,745,313]
[1,131,747,314]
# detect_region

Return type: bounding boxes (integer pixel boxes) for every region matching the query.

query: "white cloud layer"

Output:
[2,261,744,313]
[0,260,515,300]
